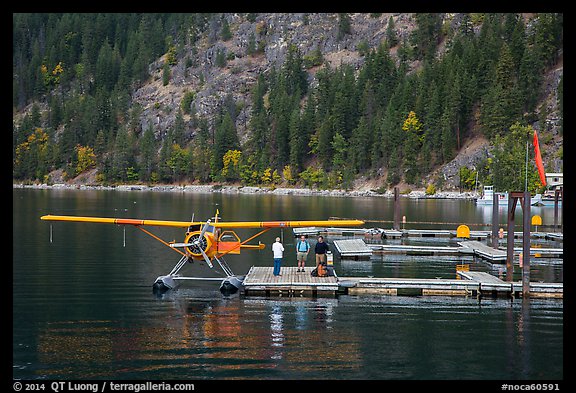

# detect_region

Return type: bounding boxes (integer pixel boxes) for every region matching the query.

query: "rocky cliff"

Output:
[130,13,562,191]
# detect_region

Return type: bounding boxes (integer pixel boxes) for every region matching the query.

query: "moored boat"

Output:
[475,186,508,205]
[475,186,557,207]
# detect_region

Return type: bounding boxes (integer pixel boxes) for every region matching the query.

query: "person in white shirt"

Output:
[272,237,284,276]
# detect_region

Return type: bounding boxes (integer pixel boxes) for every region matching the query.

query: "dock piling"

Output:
[492,191,499,248]
[506,192,532,298]
[522,192,531,299]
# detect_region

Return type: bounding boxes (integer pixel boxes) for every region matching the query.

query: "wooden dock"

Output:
[241,266,339,296]
[239,267,562,298]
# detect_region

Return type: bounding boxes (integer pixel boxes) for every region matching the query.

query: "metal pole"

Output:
[394,187,400,231]
[522,191,531,299]
[492,191,499,248]
[525,141,528,192]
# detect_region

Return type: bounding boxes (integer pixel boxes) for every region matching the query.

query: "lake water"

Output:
[13,187,563,381]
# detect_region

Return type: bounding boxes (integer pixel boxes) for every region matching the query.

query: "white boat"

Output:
[475,186,556,207]
[532,191,562,207]
[475,186,508,205]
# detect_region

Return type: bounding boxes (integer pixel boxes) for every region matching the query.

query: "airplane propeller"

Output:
[170,219,214,268]
[199,247,214,269]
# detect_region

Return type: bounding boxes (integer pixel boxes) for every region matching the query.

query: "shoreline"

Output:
[13,182,479,200]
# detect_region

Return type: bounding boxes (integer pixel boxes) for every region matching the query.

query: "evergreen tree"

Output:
[519,43,544,113]
[282,44,308,97]
[139,125,157,181]
[111,126,131,181]
[212,112,240,177]
[386,16,398,47]
[411,13,442,61]
[221,16,232,41]
[337,13,351,41]
[288,108,304,172]
[480,43,522,139]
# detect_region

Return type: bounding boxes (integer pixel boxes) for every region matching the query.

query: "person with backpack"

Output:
[295,235,310,272]
[314,235,330,276]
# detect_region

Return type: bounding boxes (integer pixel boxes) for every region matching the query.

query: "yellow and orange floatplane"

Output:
[41,211,364,295]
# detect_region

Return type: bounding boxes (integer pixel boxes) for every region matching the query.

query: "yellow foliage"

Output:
[75,144,97,174]
[402,111,423,133]
[15,128,48,165]
[221,149,242,178]
[52,62,64,75]
[261,167,272,184]
[282,165,294,183]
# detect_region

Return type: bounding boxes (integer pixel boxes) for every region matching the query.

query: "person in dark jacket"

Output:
[314,235,329,270]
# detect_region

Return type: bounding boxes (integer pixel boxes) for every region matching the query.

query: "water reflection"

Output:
[270,305,284,360]
[30,293,562,379]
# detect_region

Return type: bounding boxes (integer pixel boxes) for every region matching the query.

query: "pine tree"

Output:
[139,125,157,181]
[212,112,240,177]
[288,108,304,172]
[386,16,398,47]
[112,126,131,181]
[480,43,522,139]
[337,13,351,41]
[411,13,442,61]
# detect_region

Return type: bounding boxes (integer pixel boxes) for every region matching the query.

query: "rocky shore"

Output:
[14,182,479,200]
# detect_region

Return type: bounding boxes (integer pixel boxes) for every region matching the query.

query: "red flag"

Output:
[533,130,546,186]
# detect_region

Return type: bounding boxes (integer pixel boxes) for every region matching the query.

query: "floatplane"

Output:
[40,211,364,295]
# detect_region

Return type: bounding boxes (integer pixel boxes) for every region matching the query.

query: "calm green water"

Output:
[13,188,563,380]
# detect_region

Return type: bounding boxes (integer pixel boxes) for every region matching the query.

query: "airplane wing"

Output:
[40,215,364,228]
[212,220,364,228]
[40,215,196,227]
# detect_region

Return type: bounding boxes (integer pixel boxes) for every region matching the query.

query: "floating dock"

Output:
[240,267,562,298]
[333,239,373,259]
[333,239,562,262]
[369,244,463,256]
[458,240,507,262]
[293,227,563,242]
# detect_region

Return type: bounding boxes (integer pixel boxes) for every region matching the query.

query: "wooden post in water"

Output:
[394,187,400,231]
[492,191,499,248]
[522,191,531,299]
[506,196,518,282]
[554,187,562,232]
[506,191,531,298]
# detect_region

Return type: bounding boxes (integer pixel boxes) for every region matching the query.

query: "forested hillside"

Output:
[13,13,563,193]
